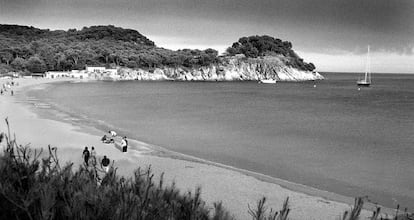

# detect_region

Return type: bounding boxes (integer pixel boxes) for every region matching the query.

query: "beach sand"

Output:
[0,77,382,219]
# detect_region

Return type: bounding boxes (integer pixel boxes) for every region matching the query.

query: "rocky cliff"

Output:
[117,56,324,81]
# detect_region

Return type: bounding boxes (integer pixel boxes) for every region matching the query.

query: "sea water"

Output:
[28,73,414,209]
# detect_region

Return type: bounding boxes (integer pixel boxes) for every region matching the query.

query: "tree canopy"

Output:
[226,35,315,71]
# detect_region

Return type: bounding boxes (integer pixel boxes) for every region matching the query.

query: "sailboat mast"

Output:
[365,45,370,82]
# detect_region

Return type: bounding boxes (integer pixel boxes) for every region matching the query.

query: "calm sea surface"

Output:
[29,73,414,208]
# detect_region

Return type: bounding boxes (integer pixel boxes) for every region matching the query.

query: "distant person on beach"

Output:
[101,155,110,173]
[10,90,13,96]
[109,130,117,137]
[82,147,90,166]
[101,134,107,142]
[121,136,128,152]
[90,146,97,166]
[1,89,3,95]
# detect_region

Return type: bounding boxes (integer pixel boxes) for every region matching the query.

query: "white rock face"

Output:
[117,56,324,81]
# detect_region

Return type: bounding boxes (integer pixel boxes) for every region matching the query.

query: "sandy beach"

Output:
[0,77,386,219]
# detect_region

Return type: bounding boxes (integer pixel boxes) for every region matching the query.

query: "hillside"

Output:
[0,24,322,80]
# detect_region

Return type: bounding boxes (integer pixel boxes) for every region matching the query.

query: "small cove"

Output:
[26,73,414,209]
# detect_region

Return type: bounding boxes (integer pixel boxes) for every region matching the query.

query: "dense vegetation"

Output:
[0,25,316,75]
[1,119,412,219]
[226,35,315,71]
[0,25,219,74]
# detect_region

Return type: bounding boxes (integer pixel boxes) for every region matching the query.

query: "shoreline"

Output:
[1,77,393,219]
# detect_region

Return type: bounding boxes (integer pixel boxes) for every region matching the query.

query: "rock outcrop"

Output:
[117,56,324,81]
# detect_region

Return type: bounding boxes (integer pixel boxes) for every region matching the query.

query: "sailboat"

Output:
[259,79,277,84]
[259,73,277,84]
[357,46,371,87]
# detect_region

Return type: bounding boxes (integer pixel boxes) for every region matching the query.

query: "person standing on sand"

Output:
[109,130,117,137]
[90,146,97,166]
[82,147,90,166]
[101,155,110,173]
[121,136,128,152]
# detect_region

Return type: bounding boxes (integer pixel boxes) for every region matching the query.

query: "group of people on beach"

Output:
[83,130,128,172]
[101,130,128,152]
[1,81,16,96]
[82,146,111,173]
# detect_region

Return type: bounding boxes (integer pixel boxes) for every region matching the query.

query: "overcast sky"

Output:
[1,0,413,73]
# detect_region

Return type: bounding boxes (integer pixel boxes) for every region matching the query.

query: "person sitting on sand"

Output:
[101,155,110,173]
[109,130,117,137]
[101,134,114,144]
[82,147,90,166]
[101,134,107,142]
[121,136,128,152]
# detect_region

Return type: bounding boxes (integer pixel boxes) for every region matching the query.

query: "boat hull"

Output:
[357,81,370,87]
[259,79,277,84]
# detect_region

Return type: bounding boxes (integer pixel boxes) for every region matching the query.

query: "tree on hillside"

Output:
[65,48,82,67]
[11,46,33,59]
[0,50,13,65]
[38,44,56,70]
[54,52,67,71]
[96,47,112,64]
[10,57,26,71]
[26,56,46,73]
[200,48,219,65]
[126,60,138,68]
[0,64,13,74]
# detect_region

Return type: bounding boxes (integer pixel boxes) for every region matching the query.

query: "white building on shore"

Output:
[86,66,119,80]
[44,67,119,80]
[70,70,89,79]
[45,71,70,79]
[86,66,106,73]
